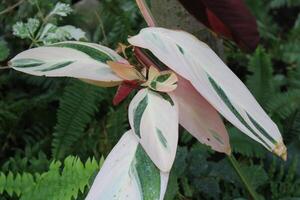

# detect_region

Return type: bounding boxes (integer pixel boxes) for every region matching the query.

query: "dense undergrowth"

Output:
[0,0,300,199]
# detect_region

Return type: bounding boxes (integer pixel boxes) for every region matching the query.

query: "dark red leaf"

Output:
[178,0,260,51]
[113,81,138,106]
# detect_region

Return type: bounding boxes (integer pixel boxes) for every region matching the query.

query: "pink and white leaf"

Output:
[86,130,169,200]
[128,88,179,172]
[128,27,286,159]
[9,41,125,87]
[170,76,231,154]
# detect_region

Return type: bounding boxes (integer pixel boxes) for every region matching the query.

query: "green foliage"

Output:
[269,158,300,199]
[267,90,300,119]
[0,40,9,61]
[48,2,72,17]
[0,156,101,200]
[269,0,300,8]
[13,18,40,39]
[229,128,267,158]
[246,47,275,106]
[12,2,86,46]
[52,80,104,159]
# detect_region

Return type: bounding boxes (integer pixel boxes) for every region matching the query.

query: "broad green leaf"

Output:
[9,41,125,87]
[85,130,168,200]
[128,88,179,172]
[170,76,230,154]
[128,27,286,159]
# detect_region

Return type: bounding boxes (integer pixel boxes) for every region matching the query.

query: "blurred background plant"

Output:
[0,0,299,199]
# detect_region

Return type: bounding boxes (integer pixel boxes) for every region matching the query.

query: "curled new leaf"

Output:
[107,61,145,81]
[142,66,178,92]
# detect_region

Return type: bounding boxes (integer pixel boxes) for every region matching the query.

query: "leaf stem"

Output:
[0,66,10,69]
[0,0,26,16]
[228,155,260,200]
[135,0,156,27]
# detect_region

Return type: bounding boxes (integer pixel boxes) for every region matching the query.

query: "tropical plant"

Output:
[3,0,288,198]
[1,0,299,199]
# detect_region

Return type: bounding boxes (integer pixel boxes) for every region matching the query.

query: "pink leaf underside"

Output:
[171,75,231,154]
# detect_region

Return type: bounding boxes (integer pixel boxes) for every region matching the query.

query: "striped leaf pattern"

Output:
[9,41,125,87]
[85,130,168,200]
[128,88,179,172]
[128,27,287,159]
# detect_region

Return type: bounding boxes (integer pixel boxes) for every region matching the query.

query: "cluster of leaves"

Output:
[0,0,299,199]
[0,156,102,200]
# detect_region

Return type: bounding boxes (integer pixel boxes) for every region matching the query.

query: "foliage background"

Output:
[0,0,299,199]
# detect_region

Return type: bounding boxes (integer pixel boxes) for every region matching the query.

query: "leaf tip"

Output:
[225,146,232,155]
[273,141,287,161]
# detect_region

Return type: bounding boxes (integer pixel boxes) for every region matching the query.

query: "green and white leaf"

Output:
[13,18,40,39]
[85,130,169,200]
[128,27,286,158]
[128,88,179,172]
[9,41,125,86]
[39,24,86,44]
[48,2,72,18]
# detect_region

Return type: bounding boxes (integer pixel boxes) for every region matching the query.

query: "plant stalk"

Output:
[0,0,26,16]
[228,155,260,200]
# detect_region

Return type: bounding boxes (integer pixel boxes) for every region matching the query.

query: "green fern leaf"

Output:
[266,90,300,119]
[52,80,104,159]
[229,127,267,158]
[0,156,100,200]
[246,47,275,106]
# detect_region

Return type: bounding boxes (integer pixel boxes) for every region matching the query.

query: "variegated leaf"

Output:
[142,66,178,92]
[170,75,231,154]
[128,88,179,172]
[85,130,169,200]
[128,27,286,159]
[9,41,125,87]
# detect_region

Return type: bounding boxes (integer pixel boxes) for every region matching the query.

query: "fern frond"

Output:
[105,104,129,146]
[0,171,35,197]
[281,41,300,65]
[246,47,275,106]
[0,156,101,200]
[266,90,300,119]
[52,80,104,159]
[269,0,300,8]
[229,127,267,158]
